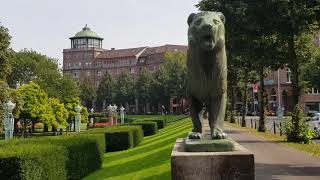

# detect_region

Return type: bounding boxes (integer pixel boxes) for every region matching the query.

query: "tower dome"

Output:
[70,25,103,49]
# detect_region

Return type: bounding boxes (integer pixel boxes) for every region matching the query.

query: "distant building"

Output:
[235,33,320,115]
[63,25,187,112]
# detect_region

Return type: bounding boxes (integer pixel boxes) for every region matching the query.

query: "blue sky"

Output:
[0,0,200,65]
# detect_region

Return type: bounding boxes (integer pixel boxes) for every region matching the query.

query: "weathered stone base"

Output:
[185,138,236,152]
[171,138,254,180]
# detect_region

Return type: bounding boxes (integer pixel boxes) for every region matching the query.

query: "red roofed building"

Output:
[63,26,187,113]
[63,26,187,88]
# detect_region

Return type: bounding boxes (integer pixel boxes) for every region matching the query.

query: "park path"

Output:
[224,126,320,180]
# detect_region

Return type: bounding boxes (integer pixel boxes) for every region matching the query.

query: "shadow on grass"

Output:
[104,124,192,163]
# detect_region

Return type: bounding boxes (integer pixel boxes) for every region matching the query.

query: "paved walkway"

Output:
[225,126,320,180]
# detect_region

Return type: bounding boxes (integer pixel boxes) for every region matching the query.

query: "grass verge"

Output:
[225,122,320,157]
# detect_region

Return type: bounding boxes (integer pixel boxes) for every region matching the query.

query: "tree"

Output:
[114,71,135,106]
[0,23,12,81]
[57,74,80,103]
[49,98,68,130]
[135,67,154,113]
[80,79,96,108]
[17,82,55,134]
[152,65,170,110]
[8,50,80,102]
[97,72,116,109]
[270,0,320,105]
[164,52,187,111]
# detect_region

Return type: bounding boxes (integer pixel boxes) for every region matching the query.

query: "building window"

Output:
[286,68,292,83]
[73,72,79,78]
[95,61,101,67]
[96,70,101,76]
[86,71,91,77]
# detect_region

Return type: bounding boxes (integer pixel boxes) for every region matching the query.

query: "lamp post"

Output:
[277,69,283,119]
[90,108,94,126]
[112,105,118,125]
[107,104,113,125]
[74,104,82,132]
[3,100,16,140]
[120,106,125,124]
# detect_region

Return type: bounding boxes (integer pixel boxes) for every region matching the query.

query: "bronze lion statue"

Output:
[187,11,227,139]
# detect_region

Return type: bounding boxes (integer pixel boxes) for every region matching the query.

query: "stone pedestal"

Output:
[171,138,254,180]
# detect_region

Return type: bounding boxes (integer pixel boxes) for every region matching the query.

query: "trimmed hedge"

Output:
[133,119,166,129]
[130,121,158,136]
[105,126,143,152]
[51,134,105,180]
[0,143,67,180]
[0,133,105,180]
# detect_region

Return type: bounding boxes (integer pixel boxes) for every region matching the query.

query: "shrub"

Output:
[0,134,105,180]
[153,119,166,129]
[55,134,105,180]
[0,143,67,180]
[130,121,158,136]
[282,104,315,144]
[105,126,143,152]
[135,119,165,129]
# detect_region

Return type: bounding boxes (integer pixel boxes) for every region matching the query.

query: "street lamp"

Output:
[74,104,82,132]
[120,106,125,124]
[3,100,16,140]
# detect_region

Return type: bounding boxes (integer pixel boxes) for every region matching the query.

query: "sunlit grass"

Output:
[83,117,192,180]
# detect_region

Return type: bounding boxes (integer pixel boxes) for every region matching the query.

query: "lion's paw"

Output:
[211,128,227,139]
[187,132,203,140]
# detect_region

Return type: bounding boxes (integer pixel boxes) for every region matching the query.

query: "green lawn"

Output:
[83,117,192,180]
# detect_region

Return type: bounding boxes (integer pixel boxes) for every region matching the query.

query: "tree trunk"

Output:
[258,67,266,132]
[288,33,300,106]
[241,71,248,127]
[21,119,25,138]
[32,122,35,132]
[43,124,48,132]
[230,85,236,123]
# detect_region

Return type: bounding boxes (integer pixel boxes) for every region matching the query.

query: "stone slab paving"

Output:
[225,126,320,180]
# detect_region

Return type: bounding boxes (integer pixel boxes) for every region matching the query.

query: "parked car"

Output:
[307,113,320,131]
[307,110,319,117]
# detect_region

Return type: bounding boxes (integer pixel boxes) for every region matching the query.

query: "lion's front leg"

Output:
[208,93,227,139]
[189,95,202,133]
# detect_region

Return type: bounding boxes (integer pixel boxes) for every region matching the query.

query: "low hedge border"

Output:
[105,126,143,152]
[130,121,158,136]
[0,143,67,180]
[0,133,105,180]
[135,119,166,129]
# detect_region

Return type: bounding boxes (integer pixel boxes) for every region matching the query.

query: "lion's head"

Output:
[187,11,225,51]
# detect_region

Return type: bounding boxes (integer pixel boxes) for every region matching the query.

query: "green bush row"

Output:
[0,143,67,180]
[105,126,143,152]
[130,121,158,136]
[0,134,105,180]
[133,119,166,129]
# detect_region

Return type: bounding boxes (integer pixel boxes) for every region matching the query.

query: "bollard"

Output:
[254,120,256,129]
[251,119,253,128]
[280,122,282,136]
[273,121,276,134]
